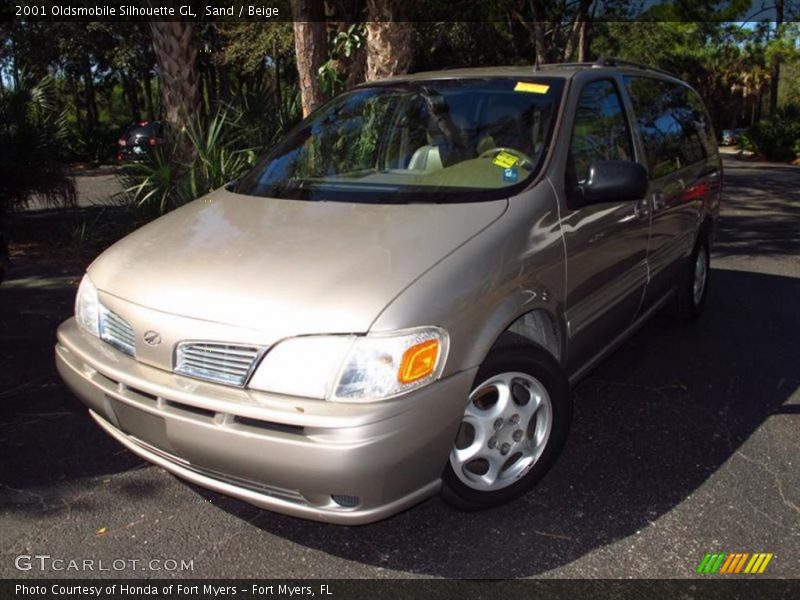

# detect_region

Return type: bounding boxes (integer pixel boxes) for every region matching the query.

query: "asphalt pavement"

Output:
[1,155,798,579]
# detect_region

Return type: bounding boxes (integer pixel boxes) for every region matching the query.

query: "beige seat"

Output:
[408,145,443,171]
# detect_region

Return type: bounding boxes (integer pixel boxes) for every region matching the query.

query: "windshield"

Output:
[233,77,564,203]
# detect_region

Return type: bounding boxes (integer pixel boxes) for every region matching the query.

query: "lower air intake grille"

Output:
[99,307,136,357]
[175,342,264,387]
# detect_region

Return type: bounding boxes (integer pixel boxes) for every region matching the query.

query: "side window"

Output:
[625,76,713,179]
[686,87,719,159]
[568,79,634,185]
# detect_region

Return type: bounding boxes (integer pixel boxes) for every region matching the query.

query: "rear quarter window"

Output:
[624,76,716,179]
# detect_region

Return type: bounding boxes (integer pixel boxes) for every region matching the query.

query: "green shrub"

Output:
[230,81,301,151]
[0,73,76,215]
[119,142,194,216]
[737,131,754,152]
[64,121,119,165]
[184,109,257,198]
[121,86,301,217]
[747,113,800,161]
[120,108,259,216]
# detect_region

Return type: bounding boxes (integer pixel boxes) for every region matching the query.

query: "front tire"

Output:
[441,344,572,511]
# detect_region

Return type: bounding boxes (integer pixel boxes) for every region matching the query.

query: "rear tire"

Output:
[674,232,710,321]
[441,344,572,511]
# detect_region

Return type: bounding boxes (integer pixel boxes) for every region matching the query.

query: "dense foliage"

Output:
[0,73,75,213]
[746,109,800,160]
[121,106,275,215]
[2,0,800,219]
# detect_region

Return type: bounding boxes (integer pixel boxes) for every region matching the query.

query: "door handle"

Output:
[652,192,667,211]
[634,197,650,219]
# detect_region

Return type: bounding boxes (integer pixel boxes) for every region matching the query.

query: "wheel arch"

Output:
[699,214,714,239]
[487,308,565,367]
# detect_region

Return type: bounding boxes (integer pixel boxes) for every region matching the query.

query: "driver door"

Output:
[560,77,651,376]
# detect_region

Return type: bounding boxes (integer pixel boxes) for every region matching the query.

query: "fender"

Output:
[371,182,566,377]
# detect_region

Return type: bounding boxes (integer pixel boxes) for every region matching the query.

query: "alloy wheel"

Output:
[450,372,552,492]
[693,245,709,306]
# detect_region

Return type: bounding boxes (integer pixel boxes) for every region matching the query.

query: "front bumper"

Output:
[56,318,476,524]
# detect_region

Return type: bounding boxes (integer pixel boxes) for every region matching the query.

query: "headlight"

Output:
[248,336,356,399]
[248,327,448,402]
[333,327,448,401]
[75,275,100,337]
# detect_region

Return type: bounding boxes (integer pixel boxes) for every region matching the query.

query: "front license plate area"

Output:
[109,398,175,454]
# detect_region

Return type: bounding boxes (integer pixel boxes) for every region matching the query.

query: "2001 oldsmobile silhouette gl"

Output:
[56,60,722,524]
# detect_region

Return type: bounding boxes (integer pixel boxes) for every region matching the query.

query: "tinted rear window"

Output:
[624,77,717,179]
[124,122,158,137]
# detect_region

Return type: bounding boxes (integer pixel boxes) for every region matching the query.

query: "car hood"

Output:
[88,187,507,341]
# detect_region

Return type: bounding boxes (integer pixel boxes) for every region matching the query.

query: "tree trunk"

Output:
[123,73,141,122]
[769,60,781,117]
[756,89,763,123]
[199,69,211,118]
[291,0,328,117]
[769,0,784,117]
[206,63,218,107]
[529,0,550,65]
[70,75,83,129]
[365,0,413,81]
[273,38,283,120]
[82,58,98,131]
[10,32,20,90]
[220,66,230,103]
[563,0,592,62]
[149,20,202,145]
[346,50,367,89]
[578,20,588,62]
[327,0,366,89]
[142,70,155,121]
[515,16,548,65]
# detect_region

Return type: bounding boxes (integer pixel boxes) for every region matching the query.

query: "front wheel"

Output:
[441,345,572,511]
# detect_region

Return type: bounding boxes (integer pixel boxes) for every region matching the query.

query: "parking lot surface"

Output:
[1,156,798,578]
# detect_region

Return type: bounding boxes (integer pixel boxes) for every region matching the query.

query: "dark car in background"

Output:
[117,120,165,161]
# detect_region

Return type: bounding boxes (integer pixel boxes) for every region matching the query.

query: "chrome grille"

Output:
[175,342,264,387]
[99,306,136,357]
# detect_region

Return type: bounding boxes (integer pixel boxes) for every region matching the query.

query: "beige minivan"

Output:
[56,59,722,524]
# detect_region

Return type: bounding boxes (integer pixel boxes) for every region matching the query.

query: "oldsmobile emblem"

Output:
[143,331,162,346]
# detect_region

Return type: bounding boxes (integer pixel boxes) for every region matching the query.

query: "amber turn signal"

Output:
[398,339,440,384]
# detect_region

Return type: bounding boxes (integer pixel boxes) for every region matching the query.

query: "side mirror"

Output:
[577,160,649,205]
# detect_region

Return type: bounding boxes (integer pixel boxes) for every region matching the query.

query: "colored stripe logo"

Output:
[697,552,774,574]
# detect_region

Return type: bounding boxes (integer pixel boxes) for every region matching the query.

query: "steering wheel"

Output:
[478,147,536,171]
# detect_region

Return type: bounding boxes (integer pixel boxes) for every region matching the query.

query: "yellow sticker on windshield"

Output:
[492,152,519,169]
[514,81,550,94]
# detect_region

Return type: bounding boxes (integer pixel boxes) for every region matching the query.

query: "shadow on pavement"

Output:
[1,245,797,575]
[0,263,143,504]
[716,161,800,257]
[202,267,800,577]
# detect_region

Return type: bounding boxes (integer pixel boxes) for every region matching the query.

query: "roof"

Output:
[387,57,681,84]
